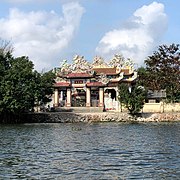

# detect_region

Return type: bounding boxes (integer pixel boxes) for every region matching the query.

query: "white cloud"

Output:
[0,2,84,71]
[96,2,168,65]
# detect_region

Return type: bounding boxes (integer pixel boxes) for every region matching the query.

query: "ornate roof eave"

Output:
[121,79,137,83]
[110,77,124,83]
[122,73,138,82]
[109,72,124,82]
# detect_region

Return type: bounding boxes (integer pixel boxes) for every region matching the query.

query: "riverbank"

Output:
[21,112,180,123]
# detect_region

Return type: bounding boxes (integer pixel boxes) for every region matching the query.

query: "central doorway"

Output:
[72,88,86,107]
[90,87,99,107]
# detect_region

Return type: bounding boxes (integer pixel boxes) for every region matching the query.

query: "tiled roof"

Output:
[93,67,118,75]
[86,82,106,87]
[54,82,71,87]
[66,73,92,78]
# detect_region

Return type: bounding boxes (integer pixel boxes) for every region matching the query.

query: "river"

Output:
[0,122,180,179]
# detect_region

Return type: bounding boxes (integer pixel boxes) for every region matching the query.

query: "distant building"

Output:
[146,90,166,103]
[52,55,137,111]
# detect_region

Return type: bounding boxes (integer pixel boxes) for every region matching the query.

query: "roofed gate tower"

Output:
[53,55,137,111]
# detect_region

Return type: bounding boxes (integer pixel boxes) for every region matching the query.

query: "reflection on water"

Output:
[0,122,180,179]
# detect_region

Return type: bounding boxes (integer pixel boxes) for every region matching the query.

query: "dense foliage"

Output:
[138,44,180,102]
[118,83,147,115]
[0,42,55,122]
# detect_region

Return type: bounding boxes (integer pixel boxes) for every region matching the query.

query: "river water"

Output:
[0,122,180,179]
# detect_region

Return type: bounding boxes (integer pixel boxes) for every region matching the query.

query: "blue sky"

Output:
[0,0,179,71]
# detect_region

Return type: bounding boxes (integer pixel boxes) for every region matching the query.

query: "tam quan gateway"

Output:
[52,55,137,111]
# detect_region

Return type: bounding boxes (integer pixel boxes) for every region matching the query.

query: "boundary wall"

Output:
[143,103,180,113]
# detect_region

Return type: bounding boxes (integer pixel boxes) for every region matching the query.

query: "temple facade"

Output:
[53,54,137,111]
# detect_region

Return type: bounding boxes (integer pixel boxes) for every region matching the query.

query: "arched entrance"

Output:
[105,89,116,100]
[104,88,117,110]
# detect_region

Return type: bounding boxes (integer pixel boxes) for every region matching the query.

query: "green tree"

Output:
[0,41,14,115]
[118,83,147,115]
[137,67,151,88]
[0,56,36,114]
[144,44,180,102]
[0,41,55,122]
[35,70,55,108]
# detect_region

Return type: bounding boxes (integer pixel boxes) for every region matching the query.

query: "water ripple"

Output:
[0,122,180,179]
